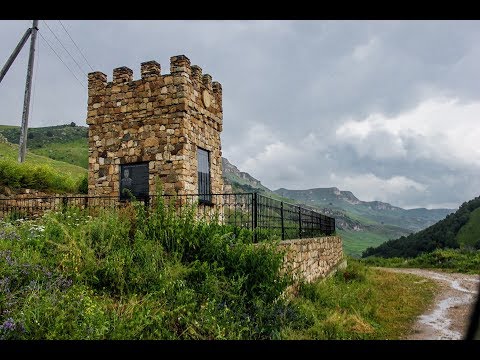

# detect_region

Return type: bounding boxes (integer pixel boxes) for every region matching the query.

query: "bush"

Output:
[77,175,88,194]
[361,248,480,274]
[337,260,367,283]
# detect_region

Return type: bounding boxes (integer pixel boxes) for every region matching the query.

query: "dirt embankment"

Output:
[381,268,479,340]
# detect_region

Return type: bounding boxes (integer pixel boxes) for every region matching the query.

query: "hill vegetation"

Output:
[455,207,480,249]
[362,196,480,258]
[0,124,88,169]
[0,198,437,339]
[361,248,480,274]
[0,141,87,194]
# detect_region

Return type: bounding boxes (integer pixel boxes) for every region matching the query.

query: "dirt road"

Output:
[382,268,480,340]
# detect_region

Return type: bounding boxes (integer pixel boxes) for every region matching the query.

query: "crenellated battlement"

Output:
[87,55,222,127]
[141,60,161,79]
[170,54,191,75]
[88,55,221,90]
[113,66,133,83]
[86,54,224,200]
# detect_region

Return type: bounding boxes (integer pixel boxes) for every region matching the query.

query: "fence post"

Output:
[253,192,258,243]
[310,211,314,238]
[298,207,302,239]
[62,196,68,213]
[144,196,150,210]
[280,201,285,240]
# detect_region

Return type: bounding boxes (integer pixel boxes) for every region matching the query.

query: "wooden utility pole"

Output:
[0,28,32,84]
[18,20,38,163]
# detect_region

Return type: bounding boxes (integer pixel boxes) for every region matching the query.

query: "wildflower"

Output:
[1,318,16,331]
[0,277,11,293]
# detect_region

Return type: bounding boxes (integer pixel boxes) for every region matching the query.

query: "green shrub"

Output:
[77,175,88,194]
[361,248,480,274]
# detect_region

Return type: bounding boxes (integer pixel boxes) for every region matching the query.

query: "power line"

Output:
[42,20,87,77]
[58,20,94,72]
[38,31,86,90]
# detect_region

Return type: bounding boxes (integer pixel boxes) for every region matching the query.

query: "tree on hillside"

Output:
[362,196,480,258]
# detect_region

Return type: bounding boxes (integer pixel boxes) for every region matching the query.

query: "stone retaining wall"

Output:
[279,236,345,283]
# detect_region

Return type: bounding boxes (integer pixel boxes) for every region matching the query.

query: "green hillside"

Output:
[0,123,87,148]
[30,138,89,168]
[0,124,89,169]
[455,207,480,249]
[340,229,402,258]
[274,187,454,257]
[0,141,86,181]
[363,195,480,258]
[0,141,87,194]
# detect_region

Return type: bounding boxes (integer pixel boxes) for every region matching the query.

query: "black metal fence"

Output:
[0,193,335,241]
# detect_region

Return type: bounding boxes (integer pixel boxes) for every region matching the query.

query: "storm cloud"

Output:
[1,20,479,209]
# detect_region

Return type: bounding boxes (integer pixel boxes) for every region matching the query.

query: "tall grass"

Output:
[0,159,85,193]
[0,142,87,180]
[280,259,438,339]
[0,197,296,339]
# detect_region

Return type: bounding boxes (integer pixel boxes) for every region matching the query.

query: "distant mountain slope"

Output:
[274,187,454,233]
[222,168,455,257]
[222,157,271,193]
[362,195,480,258]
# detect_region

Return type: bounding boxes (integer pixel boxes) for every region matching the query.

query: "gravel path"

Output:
[381,268,480,340]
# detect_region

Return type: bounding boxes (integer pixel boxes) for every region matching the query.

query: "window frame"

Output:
[197,147,212,205]
[119,161,150,202]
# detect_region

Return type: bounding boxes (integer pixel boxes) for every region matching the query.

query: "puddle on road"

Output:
[418,294,473,340]
[415,272,479,340]
[427,273,478,294]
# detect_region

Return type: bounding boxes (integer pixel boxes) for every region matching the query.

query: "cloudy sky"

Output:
[1,20,479,209]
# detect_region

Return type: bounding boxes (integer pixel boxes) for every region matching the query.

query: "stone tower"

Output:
[86,55,223,203]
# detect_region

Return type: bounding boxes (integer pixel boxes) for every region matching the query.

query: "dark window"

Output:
[119,162,149,201]
[197,148,211,204]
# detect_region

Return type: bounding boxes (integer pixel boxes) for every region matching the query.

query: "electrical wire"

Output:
[58,20,94,72]
[42,20,87,76]
[38,31,86,90]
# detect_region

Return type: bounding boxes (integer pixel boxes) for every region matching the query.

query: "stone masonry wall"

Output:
[86,55,223,202]
[279,236,345,283]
